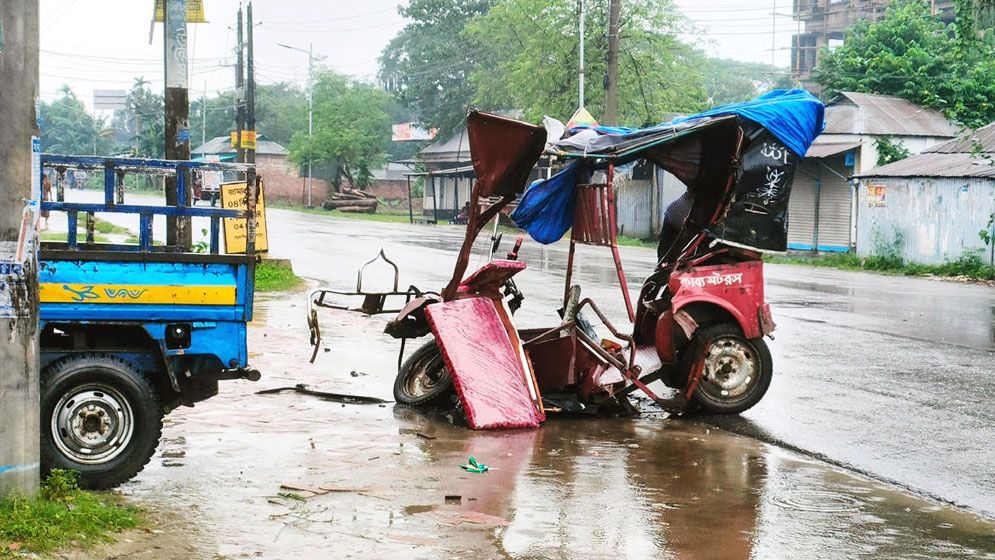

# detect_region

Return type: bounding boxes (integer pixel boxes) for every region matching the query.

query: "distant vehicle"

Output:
[38,154,261,488]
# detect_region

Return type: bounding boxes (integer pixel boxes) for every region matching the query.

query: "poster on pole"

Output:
[154,0,208,23]
[221,180,268,254]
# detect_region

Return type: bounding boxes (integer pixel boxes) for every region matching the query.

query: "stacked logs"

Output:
[322,187,378,214]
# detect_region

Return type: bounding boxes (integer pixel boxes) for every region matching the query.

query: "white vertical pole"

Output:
[578,0,585,108]
[306,43,314,207]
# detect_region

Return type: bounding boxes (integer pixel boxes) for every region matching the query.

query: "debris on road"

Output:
[256,383,390,405]
[459,456,489,473]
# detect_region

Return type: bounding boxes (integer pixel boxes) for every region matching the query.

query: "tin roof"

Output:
[805,140,861,158]
[858,121,995,178]
[191,135,289,156]
[924,121,995,153]
[823,92,958,138]
[859,152,995,178]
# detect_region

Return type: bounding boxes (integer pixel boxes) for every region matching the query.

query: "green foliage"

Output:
[980,212,995,245]
[702,58,788,106]
[288,71,392,190]
[815,0,995,127]
[110,77,165,158]
[873,136,912,166]
[766,250,995,280]
[466,0,706,126]
[379,0,495,136]
[0,470,142,556]
[255,260,303,292]
[39,87,114,155]
[192,83,308,148]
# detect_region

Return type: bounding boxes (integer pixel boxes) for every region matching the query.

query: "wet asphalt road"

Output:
[263,209,995,518]
[55,198,995,557]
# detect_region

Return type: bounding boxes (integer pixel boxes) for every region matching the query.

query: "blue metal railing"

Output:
[40,154,254,254]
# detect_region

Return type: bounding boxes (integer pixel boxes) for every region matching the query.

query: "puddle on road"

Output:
[112,299,995,560]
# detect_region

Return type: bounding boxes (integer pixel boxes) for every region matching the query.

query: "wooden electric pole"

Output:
[605,0,621,126]
[0,0,41,497]
[163,0,191,248]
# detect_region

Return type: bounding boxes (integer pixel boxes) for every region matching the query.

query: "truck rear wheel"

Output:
[41,354,163,490]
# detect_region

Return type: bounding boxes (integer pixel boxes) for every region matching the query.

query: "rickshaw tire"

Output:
[682,323,772,415]
[393,340,454,407]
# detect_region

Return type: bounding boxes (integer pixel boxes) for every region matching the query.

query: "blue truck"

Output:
[38,155,260,489]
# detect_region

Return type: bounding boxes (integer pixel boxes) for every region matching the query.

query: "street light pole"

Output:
[279,42,315,207]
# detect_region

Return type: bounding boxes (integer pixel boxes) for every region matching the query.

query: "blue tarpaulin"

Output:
[509,162,581,244]
[581,89,825,158]
[513,90,826,245]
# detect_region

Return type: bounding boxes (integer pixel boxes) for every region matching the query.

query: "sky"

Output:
[39,0,798,111]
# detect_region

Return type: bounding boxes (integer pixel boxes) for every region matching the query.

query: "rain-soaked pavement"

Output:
[60,203,995,558]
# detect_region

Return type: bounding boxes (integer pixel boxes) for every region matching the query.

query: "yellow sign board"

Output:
[40,284,236,305]
[221,180,269,254]
[229,130,257,150]
[154,0,208,23]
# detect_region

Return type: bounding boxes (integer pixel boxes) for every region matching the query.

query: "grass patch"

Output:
[40,232,111,243]
[270,203,418,223]
[765,251,995,282]
[616,235,655,249]
[255,260,303,292]
[0,470,142,557]
[91,218,130,235]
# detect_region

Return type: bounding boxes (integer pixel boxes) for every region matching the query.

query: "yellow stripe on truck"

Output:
[39,284,237,305]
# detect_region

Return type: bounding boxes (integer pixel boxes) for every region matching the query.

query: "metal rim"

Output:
[402,353,447,399]
[50,383,135,465]
[699,335,758,402]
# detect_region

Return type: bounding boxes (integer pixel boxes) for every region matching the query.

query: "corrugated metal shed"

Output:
[824,92,959,137]
[856,177,995,265]
[859,152,995,178]
[858,121,995,178]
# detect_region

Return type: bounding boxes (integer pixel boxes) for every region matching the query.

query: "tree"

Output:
[815,0,995,127]
[111,77,165,157]
[465,0,706,126]
[288,71,392,191]
[378,0,495,137]
[702,58,789,106]
[39,87,113,155]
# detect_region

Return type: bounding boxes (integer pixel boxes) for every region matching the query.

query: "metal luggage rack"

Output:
[40,154,255,254]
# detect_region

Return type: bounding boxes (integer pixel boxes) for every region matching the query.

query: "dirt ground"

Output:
[59,295,995,560]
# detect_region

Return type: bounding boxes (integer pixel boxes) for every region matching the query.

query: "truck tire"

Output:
[393,340,453,406]
[40,354,163,490]
[681,323,772,415]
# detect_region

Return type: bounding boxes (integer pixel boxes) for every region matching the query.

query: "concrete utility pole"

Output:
[605,0,621,125]
[0,0,41,497]
[577,0,586,108]
[163,0,191,248]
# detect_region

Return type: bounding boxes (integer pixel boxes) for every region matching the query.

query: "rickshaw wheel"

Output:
[683,324,772,414]
[394,339,454,406]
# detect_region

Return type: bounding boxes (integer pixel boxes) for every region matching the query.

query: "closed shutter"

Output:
[788,161,818,250]
[816,175,852,251]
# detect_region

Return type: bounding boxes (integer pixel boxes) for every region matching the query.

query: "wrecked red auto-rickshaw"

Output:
[309,90,825,430]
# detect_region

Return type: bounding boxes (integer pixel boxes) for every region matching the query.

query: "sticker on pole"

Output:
[221,180,268,254]
[1,242,28,319]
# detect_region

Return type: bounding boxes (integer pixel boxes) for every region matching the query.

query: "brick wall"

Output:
[256,153,330,206]
[368,179,409,201]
